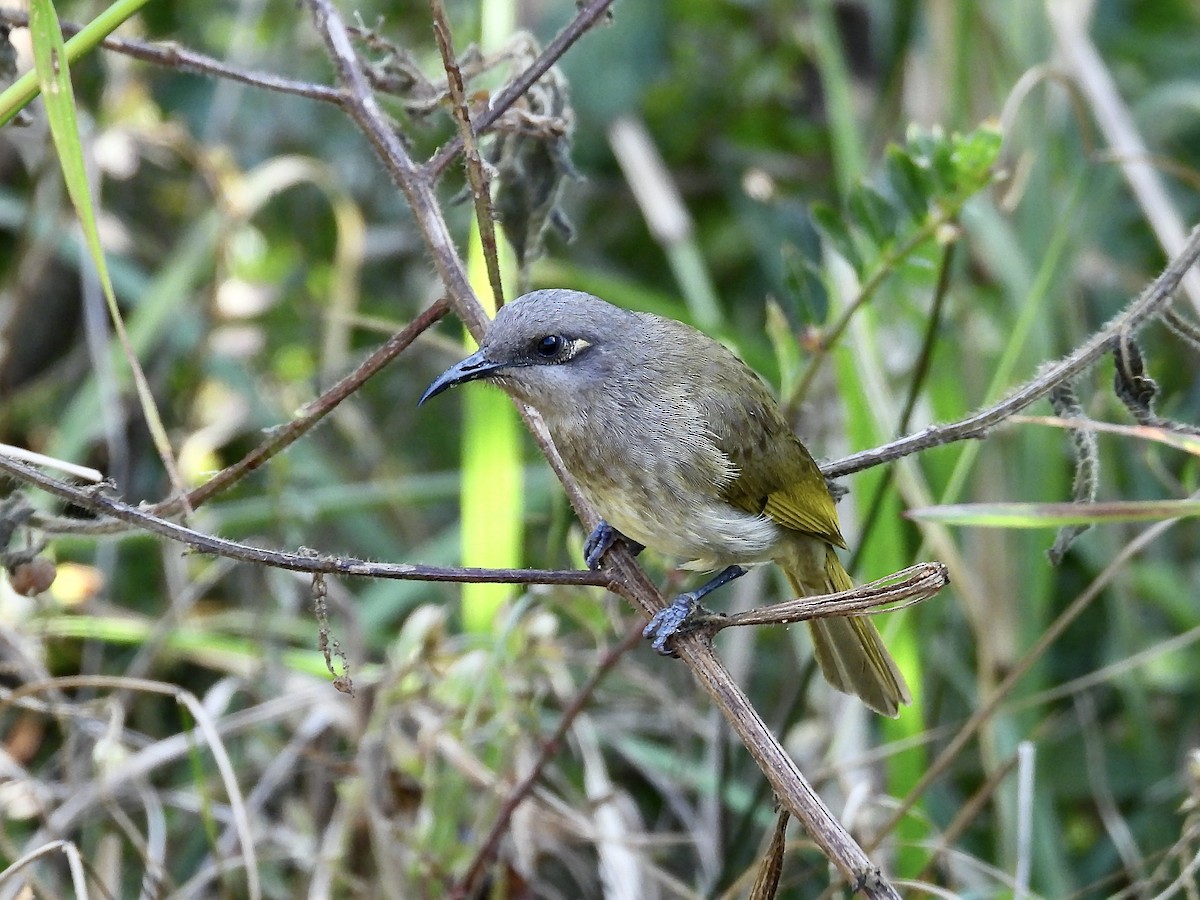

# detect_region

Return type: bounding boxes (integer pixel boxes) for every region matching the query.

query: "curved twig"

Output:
[822,223,1200,479]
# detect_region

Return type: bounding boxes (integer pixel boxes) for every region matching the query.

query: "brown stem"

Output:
[31,299,451,535]
[425,0,616,179]
[706,562,947,631]
[0,10,347,105]
[184,299,450,509]
[428,0,506,308]
[0,455,610,588]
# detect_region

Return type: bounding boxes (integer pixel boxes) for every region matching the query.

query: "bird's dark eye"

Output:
[535,335,567,358]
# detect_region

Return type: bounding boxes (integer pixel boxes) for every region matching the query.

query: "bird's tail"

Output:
[784,548,911,717]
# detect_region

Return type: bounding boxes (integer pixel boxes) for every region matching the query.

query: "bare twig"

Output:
[304,0,487,335]
[428,0,505,307]
[0,9,346,105]
[701,562,947,631]
[0,455,611,589]
[32,298,451,535]
[823,223,1200,479]
[425,0,616,179]
[181,297,449,510]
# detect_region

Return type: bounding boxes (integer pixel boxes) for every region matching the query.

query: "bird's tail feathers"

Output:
[785,549,911,717]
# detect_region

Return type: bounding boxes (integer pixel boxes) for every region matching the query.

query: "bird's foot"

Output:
[643,592,713,655]
[643,565,746,655]
[583,519,644,570]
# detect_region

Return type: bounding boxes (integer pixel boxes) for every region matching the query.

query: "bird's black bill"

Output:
[418,349,508,405]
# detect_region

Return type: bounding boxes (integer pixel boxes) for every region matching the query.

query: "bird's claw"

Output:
[583,521,617,570]
[583,519,643,570]
[643,593,706,655]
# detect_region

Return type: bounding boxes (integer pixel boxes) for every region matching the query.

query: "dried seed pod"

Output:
[9,557,57,596]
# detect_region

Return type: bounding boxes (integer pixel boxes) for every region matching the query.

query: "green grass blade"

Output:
[907,499,1200,527]
[28,0,185,490]
[0,0,154,127]
[1013,415,1200,456]
[460,221,522,634]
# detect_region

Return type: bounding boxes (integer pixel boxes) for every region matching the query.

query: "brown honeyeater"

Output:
[421,289,910,716]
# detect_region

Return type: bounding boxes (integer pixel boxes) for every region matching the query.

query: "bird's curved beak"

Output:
[418,349,509,405]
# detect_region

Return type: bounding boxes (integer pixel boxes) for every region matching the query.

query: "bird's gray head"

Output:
[419,289,641,412]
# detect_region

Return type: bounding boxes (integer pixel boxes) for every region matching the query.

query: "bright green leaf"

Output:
[811,201,862,272]
[848,182,899,248]
[884,144,933,222]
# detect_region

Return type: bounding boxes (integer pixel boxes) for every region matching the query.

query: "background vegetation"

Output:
[1,0,1200,897]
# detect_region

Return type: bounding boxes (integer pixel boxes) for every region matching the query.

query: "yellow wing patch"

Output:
[761,476,846,548]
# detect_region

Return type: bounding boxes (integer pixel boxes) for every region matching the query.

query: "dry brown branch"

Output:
[0,454,611,589]
[424,0,617,179]
[703,562,948,631]
[0,9,346,104]
[29,297,451,537]
[428,0,506,308]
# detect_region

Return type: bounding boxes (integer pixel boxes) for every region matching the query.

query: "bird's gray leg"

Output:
[583,519,644,570]
[643,565,747,654]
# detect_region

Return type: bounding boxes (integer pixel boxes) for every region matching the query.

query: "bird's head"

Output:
[419,289,638,412]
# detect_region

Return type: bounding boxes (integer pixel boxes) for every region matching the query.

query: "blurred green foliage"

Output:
[2,1,1200,897]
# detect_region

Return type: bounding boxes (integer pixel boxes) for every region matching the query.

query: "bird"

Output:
[420,289,911,716]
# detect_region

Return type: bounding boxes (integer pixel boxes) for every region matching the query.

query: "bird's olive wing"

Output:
[703,370,847,549]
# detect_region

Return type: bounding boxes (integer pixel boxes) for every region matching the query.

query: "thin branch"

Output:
[701,562,947,632]
[425,0,616,179]
[848,239,956,570]
[428,0,505,307]
[451,623,644,899]
[32,298,451,535]
[0,10,346,105]
[181,297,449,510]
[303,0,488,338]
[0,455,611,588]
[823,223,1200,479]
